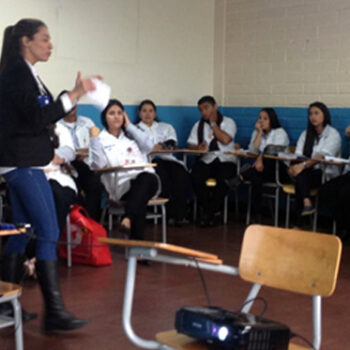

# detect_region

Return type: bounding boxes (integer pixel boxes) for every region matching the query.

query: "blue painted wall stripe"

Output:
[77,104,350,157]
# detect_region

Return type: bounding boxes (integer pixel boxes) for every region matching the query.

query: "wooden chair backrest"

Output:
[239,225,342,296]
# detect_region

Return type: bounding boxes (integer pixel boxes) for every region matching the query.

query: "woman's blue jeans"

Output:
[4,168,59,261]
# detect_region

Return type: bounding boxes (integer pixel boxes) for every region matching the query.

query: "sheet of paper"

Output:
[86,78,111,110]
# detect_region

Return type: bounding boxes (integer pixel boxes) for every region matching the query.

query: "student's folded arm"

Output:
[55,145,75,163]
[126,123,154,153]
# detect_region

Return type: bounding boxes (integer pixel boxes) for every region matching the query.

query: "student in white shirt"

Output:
[228,108,290,221]
[58,92,104,221]
[90,99,160,240]
[288,102,341,217]
[187,95,237,227]
[44,123,77,233]
[319,125,350,241]
[137,99,191,226]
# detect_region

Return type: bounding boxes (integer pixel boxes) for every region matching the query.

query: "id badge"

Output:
[37,94,51,107]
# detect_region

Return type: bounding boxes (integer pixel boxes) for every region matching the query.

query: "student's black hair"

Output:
[260,108,281,129]
[303,101,331,157]
[101,99,125,131]
[0,18,46,73]
[197,95,216,106]
[136,99,159,123]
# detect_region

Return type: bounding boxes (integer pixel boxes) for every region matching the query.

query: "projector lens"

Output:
[218,326,229,341]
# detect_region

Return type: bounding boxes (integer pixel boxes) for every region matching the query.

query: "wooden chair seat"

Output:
[107,197,168,208]
[0,281,21,297]
[282,184,318,197]
[288,344,310,349]
[205,178,217,187]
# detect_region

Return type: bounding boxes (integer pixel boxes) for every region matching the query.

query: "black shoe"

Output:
[36,260,88,333]
[137,259,151,266]
[118,224,131,238]
[174,218,190,227]
[208,212,221,227]
[0,303,38,323]
[225,176,242,189]
[301,205,315,216]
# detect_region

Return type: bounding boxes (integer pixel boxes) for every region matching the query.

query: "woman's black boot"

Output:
[36,259,88,333]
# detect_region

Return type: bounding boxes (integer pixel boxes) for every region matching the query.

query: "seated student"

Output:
[89,99,160,240]
[228,108,290,222]
[44,123,77,233]
[187,95,237,227]
[318,125,350,241]
[288,102,341,218]
[137,99,191,226]
[59,94,104,221]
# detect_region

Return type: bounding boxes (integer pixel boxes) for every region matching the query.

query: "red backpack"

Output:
[59,205,112,266]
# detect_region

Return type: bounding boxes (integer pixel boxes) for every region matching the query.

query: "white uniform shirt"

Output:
[59,116,95,166]
[137,121,185,166]
[43,123,77,193]
[248,127,290,153]
[295,125,342,179]
[89,124,160,201]
[187,116,237,164]
[59,116,95,149]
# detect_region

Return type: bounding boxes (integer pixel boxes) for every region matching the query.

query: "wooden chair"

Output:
[155,226,342,350]
[100,197,169,243]
[0,228,25,350]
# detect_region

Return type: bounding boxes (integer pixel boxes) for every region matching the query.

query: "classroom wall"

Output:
[0,0,215,106]
[223,0,350,107]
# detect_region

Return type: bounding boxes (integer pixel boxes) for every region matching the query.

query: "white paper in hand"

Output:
[86,78,111,110]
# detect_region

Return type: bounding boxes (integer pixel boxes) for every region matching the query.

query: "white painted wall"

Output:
[0,0,215,105]
[222,0,350,107]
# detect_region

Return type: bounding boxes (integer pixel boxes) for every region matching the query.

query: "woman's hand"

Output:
[52,154,65,165]
[68,72,101,103]
[288,163,304,177]
[123,111,131,128]
[255,120,263,132]
[253,156,264,172]
[152,143,163,152]
[345,125,350,137]
[90,126,101,138]
[198,142,207,151]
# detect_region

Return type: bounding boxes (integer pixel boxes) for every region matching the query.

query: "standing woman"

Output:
[288,102,341,217]
[235,108,290,221]
[0,19,96,332]
[137,99,191,225]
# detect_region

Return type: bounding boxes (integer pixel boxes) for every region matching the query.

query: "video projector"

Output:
[175,306,290,350]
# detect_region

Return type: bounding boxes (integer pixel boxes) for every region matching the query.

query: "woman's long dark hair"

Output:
[303,101,331,157]
[136,99,159,123]
[101,99,125,131]
[260,107,281,130]
[0,18,46,73]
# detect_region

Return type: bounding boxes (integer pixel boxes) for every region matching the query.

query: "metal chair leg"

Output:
[285,194,290,228]
[223,196,228,225]
[161,204,167,243]
[246,184,252,226]
[332,220,337,235]
[66,214,72,268]
[12,298,23,350]
[274,187,280,227]
[312,196,319,232]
